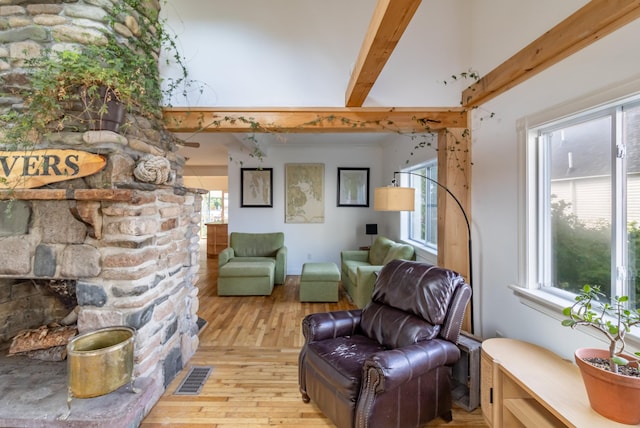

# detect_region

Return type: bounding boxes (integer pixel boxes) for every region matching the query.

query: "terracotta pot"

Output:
[575,347,640,425]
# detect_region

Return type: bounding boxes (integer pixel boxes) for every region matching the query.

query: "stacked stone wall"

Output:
[0,0,202,403]
[0,177,202,382]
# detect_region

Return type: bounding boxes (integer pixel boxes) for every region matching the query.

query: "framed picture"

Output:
[337,167,369,207]
[285,163,325,223]
[241,168,273,207]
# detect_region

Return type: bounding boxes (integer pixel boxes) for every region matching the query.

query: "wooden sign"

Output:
[0,149,107,189]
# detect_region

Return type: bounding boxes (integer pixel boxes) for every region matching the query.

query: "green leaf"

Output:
[612,356,629,366]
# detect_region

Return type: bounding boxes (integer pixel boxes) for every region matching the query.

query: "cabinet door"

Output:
[481,350,493,426]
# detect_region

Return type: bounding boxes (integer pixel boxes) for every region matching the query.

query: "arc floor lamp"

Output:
[374,171,474,333]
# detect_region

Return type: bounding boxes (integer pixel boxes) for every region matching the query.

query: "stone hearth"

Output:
[0,341,157,428]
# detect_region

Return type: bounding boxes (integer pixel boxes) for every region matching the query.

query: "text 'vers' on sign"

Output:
[0,150,107,189]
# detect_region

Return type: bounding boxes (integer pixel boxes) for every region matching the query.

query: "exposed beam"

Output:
[345,0,422,107]
[462,0,640,108]
[163,107,466,133]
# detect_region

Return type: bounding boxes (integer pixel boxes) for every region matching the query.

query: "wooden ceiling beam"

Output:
[345,0,422,107]
[163,107,467,134]
[462,0,640,108]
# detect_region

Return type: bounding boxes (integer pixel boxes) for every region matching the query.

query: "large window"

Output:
[532,98,640,308]
[406,162,438,250]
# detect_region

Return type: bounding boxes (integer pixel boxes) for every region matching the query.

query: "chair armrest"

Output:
[218,247,234,266]
[353,265,384,308]
[363,339,460,392]
[302,310,362,343]
[276,246,287,269]
[341,250,369,263]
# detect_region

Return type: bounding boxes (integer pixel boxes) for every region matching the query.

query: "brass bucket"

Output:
[67,326,135,399]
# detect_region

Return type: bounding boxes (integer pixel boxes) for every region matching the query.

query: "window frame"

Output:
[402,161,438,253]
[514,78,640,348]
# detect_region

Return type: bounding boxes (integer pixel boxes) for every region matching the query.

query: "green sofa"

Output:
[218,232,287,295]
[340,236,415,308]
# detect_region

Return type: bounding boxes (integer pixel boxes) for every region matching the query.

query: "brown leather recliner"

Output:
[298,259,471,428]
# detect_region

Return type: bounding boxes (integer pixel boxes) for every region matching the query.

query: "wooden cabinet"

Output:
[481,338,637,427]
[206,223,228,258]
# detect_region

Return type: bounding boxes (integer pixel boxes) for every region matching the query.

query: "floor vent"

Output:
[173,366,213,395]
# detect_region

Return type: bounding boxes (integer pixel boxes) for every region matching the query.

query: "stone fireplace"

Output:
[0,184,202,382]
[0,2,202,425]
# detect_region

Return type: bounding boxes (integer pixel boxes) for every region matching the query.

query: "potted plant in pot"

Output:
[18,41,160,137]
[562,284,640,424]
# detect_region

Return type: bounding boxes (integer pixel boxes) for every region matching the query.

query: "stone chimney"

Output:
[0,0,202,408]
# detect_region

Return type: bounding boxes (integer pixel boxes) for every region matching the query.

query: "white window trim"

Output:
[515,75,640,347]
[402,161,438,251]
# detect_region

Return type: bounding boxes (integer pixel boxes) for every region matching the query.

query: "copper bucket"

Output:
[67,326,135,399]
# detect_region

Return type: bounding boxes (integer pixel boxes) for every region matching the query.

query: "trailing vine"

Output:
[171,69,494,179]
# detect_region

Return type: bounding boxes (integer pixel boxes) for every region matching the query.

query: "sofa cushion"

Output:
[228,257,276,266]
[230,232,284,257]
[382,243,415,265]
[361,301,439,348]
[305,335,386,401]
[368,236,394,265]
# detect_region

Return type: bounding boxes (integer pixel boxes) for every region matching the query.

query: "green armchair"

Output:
[341,236,415,308]
[219,232,287,285]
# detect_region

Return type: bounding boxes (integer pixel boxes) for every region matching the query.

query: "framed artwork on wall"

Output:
[285,163,324,223]
[241,167,273,207]
[337,167,369,207]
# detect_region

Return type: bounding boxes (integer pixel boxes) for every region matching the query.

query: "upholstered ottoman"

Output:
[299,262,340,302]
[218,260,275,296]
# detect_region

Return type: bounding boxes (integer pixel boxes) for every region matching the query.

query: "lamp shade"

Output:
[365,224,378,235]
[374,187,415,211]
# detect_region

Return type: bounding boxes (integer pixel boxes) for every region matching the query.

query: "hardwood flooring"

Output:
[140,253,488,427]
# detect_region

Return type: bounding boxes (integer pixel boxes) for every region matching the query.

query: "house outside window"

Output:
[529,98,640,309]
[405,162,438,251]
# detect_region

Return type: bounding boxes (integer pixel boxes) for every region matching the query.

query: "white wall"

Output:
[227,141,387,274]
[469,1,640,358]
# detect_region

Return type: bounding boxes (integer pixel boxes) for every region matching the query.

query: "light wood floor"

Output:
[140,252,488,427]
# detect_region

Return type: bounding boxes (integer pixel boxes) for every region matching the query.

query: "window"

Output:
[405,162,438,250]
[530,98,640,309]
[199,190,228,236]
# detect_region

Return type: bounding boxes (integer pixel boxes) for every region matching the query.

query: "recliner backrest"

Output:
[360,259,469,346]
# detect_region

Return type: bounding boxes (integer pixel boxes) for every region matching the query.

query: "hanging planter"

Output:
[80,86,126,132]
